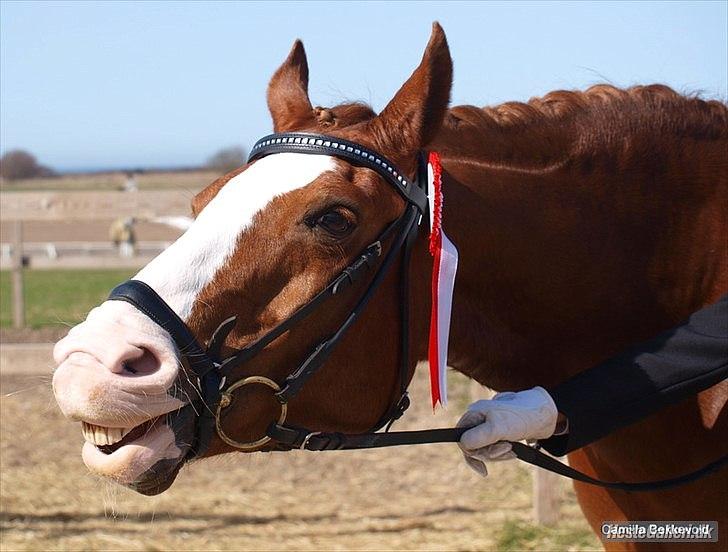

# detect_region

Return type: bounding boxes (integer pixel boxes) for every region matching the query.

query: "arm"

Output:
[459,294,727,473]
[539,294,728,455]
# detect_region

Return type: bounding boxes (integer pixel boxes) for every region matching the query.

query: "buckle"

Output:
[332,241,382,295]
[300,431,323,450]
[385,393,411,432]
[368,240,382,257]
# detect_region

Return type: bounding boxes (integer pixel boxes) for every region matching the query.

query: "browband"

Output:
[248,132,429,214]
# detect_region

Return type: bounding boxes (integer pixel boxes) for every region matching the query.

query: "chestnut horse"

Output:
[52,24,727,549]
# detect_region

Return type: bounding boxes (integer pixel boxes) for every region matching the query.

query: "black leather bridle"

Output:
[110,133,428,456]
[108,132,727,492]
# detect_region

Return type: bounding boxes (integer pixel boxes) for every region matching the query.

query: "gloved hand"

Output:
[457,386,558,476]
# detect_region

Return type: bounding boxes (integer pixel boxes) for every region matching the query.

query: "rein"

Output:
[108,132,728,493]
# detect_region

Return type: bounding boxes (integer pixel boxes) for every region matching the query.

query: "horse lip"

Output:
[80,404,197,495]
[124,403,199,495]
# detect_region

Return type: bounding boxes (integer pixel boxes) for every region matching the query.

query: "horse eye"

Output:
[316,211,352,236]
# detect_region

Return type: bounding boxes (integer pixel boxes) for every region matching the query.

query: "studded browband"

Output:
[248,133,429,214]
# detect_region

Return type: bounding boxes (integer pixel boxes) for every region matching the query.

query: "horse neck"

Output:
[408,133,727,392]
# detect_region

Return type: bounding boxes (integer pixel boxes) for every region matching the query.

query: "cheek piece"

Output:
[107,132,728,492]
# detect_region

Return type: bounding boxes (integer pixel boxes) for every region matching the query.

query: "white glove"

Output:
[457,386,558,477]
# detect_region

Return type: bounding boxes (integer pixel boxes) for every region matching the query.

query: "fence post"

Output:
[12,220,25,328]
[533,461,561,525]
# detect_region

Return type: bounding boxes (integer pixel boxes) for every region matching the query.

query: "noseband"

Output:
[108,132,727,492]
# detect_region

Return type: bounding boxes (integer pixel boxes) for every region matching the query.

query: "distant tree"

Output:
[0,149,54,180]
[206,146,246,173]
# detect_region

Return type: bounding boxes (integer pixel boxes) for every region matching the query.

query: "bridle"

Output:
[108,132,728,492]
[110,133,427,455]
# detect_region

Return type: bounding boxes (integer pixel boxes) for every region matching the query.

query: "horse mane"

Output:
[440,84,728,170]
[477,84,727,135]
[317,85,727,171]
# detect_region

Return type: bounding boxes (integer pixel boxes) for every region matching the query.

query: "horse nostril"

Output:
[122,348,161,376]
[122,361,138,374]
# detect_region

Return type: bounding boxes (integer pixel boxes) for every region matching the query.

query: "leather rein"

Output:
[108,132,728,493]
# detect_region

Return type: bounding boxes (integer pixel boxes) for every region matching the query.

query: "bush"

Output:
[206,146,246,173]
[0,150,54,180]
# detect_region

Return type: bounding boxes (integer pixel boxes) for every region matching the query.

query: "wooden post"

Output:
[533,463,561,525]
[11,220,25,328]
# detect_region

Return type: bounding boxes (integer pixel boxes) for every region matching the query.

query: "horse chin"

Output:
[128,457,184,496]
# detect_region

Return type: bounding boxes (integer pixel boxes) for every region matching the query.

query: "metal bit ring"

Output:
[215,376,287,451]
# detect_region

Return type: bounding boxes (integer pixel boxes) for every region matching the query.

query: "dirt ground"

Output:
[0,353,599,551]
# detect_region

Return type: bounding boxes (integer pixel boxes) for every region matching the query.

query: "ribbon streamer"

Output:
[427,152,458,408]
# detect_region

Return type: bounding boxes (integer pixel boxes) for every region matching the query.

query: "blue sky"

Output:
[1,1,726,172]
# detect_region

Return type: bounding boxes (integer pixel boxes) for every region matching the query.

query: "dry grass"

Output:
[0,363,599,551]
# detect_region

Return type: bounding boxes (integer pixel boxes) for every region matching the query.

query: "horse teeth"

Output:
[81,422,132,446]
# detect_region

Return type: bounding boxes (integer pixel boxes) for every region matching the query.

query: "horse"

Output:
[52,23,727,549]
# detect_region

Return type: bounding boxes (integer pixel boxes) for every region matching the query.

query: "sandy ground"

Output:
[0,350,599,552]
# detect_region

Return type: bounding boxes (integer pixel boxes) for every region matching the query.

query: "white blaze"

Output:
[135,153,336,320]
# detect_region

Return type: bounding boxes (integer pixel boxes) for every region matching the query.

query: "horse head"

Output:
[52,23,452,495]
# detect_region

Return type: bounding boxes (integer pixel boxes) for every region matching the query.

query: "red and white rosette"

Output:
[427,152,458,408]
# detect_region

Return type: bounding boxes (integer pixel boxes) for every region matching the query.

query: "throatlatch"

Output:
[108,132,728,492]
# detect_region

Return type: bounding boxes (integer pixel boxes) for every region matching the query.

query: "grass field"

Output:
[0,269,135,328]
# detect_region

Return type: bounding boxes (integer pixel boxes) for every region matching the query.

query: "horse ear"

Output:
[370,23,452,157]
[267,40,315,132]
